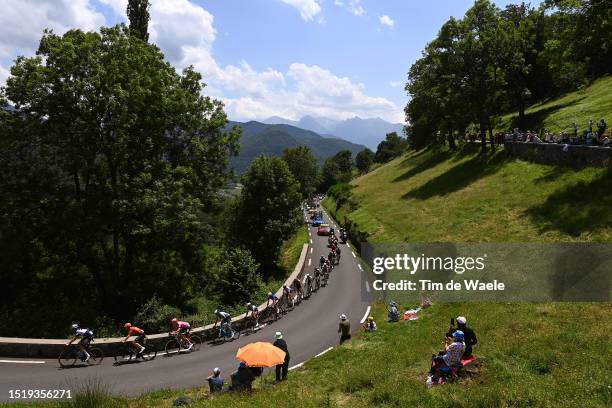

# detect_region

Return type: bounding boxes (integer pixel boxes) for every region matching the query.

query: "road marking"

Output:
[310,247,313,254]
[0,359,45,364]
[289,362,304,371]
[346,243,350,248]
[365,281,370,292]
[360,306,372,324]
[351,251,356,258]
[315,347,333,358]
[358,264,363,271]
[308,258,311,266]
[310,239,312,244]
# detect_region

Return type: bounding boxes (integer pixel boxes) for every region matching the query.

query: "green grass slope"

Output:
[325,145,612,242]
[496,76,612,133]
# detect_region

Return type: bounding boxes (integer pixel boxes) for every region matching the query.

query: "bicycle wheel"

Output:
[189,335,202,351]
[165,338,181,356]
[232,326,241,340]
[58,347,77,368]
[87,347,104,365]
[114,347,133,363]
[141,344,157,361]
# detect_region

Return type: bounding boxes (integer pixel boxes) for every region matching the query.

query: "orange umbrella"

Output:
[236,342,286,367]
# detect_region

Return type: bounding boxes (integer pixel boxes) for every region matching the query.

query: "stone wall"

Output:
[504,142,612,168]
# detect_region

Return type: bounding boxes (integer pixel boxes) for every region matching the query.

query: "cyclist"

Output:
[246,302,260,326]
[267,292,279,309]
[336,246,341,262]
[214,309,231,326]
[319,255,326,268]
[328,251,335,266]
[314,267,321,289]
[122,323,146,358]
[170,318,193,351]
[66,323,94,362]
[292,277,303,302]
[304,273,313,296]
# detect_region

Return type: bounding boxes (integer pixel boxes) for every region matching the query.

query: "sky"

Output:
[0,0,542,123]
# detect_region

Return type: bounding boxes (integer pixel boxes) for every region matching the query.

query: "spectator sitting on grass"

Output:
[601,136,610,147]
[230,362,255,391]
[207,367,224,393]
[363,316,377,332]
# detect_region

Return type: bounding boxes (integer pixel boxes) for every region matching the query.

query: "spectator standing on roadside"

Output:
[572,122,578,138]
[207,367,224,393]
[273,331,290,381]
[338,314,351,344]
[597,118,607,138]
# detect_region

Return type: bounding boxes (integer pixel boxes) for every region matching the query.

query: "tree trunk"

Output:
[479,121,487,154]
[488,118,496,153]
[447,123,456,151]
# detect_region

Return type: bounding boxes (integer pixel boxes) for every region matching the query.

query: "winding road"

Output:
[0,209,373,400]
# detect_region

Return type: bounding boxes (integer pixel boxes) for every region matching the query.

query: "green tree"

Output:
[375,132,408,163]
[355,148,375,173]
[232,156,302,276]
[282,146,319,198]
[127,0,150,41]
[213,248,261,306]
[320,150,353,191]
[0,25,240,335]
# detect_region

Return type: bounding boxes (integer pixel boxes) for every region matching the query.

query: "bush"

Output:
[134,296,181,333]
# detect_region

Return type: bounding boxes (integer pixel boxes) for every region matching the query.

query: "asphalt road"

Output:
[0,209,373,400]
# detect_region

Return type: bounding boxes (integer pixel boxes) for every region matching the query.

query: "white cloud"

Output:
[0,64,9,86]
[379,15,395,28]
[335,0,365,16]
[0,0,105,59]
[280,0,322,22]
[389,80,402,88]
[1,0,403,122]
[223,63,403,123]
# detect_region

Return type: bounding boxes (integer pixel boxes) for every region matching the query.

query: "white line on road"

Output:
[315,347,333,358]
[308,258,311,266]
[346,243,350,248]
[365,281,370,292]
[310,239,312,244]
[357,263,363,271]
[0,359,45,364]
[310,247,313,254]
[289,362,304,371]
[360,306,372,324]
[351,251,356,258]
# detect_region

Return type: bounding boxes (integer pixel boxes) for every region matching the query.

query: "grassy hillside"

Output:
[325,145,612,242]
[496,76,612,133]
[13,302,611,408]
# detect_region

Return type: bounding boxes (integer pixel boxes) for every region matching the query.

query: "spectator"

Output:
[430,330,466,375]
[601,136,610,147]
[586,131,594,146]
[572,122,578,138]
[597,118,607,138]
[446,316,478,357]
[363,316,377,332]
[338,314,351,344]
[230,362,255,391]
[588,119,593,133]
[273,331,290,382]
[207,367,224,393]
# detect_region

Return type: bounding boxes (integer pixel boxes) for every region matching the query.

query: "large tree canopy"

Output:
[0,25,240,336]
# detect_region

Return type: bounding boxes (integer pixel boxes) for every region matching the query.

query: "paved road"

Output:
[0,209,372,400]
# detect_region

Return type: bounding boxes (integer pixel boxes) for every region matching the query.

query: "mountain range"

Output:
[261,115,405,150]
[227,121,367,175]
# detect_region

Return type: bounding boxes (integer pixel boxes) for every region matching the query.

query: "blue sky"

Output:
[0,0,542,123]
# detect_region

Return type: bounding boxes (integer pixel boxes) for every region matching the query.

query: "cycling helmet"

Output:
[214,309,219,315]
[246,302,252,307]
[171,318,178,323]
[71,323,79,329]
[124,323,131,328]
[452,330,465,341]
[268,291,273,296]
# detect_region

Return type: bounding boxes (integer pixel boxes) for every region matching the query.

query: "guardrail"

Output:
[0,244,309,359]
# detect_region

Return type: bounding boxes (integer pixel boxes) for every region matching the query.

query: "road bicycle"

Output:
[58,344,104,368]
[215,321,241,342]
[243,314,260,334]
[113,340,157,363]
[164,332,202,356]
